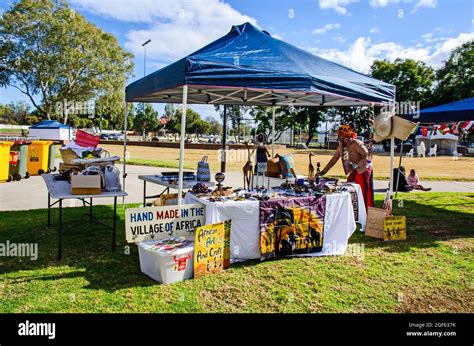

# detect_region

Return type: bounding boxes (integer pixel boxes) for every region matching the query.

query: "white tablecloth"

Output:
[184,187,366,261]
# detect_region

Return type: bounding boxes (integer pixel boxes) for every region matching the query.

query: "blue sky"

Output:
[1,0,473,120]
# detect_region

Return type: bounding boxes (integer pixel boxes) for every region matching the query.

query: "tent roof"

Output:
[30,120,72,129]
[417,97,474,123]
[126,22,395,106]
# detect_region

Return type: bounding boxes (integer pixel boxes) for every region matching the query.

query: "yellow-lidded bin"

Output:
[0,141,14,182]
[27,141,53,175]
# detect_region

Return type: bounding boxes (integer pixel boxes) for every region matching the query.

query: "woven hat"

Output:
[373,112,393,142]
[392,115,418,141]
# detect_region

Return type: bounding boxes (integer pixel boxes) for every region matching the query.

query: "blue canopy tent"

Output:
[416,97,474,124]
[125,22,396,204]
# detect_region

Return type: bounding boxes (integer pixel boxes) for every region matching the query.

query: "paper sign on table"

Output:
[125,204,205,243]
[194,220,231,278]
[383,216,406,241]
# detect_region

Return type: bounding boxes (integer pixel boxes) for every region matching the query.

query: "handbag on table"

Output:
[196,156,211,182]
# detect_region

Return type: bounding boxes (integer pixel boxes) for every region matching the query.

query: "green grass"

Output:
[119,158,194,170]
[0,193,472,313]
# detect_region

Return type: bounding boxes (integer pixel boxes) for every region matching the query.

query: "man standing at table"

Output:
[319,124,374,209]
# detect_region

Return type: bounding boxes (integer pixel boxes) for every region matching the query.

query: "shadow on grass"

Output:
[352,192,474,253]
[0,204,158,292]
[0,193,472,292]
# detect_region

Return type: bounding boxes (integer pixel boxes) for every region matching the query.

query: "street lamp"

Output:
[142,39,151,77]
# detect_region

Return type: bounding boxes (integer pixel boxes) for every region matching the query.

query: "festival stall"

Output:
[123,22,397,283]
[415,133,459,155]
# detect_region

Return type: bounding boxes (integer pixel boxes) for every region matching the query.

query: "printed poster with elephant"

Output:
[259,196,325,260]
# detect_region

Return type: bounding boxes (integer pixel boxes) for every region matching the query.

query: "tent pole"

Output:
[271,105,276,157]
[389,137,395,196]
[178,85,188,205]
[122,101,128,207]
[221,105,227,172]
[395,141,403,198]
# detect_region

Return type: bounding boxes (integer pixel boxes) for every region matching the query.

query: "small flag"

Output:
[422,127,428,137]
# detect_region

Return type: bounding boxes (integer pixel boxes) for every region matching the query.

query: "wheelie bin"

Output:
[0,141,14,182]
[9,140,31,181]
[27,140,53,175]
[47,141,61,173]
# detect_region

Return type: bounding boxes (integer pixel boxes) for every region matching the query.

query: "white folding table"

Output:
[42,174,127,260]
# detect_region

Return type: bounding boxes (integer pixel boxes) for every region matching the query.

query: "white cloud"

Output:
[313,23,341,34]
[369,0,437,12]
[412,0,437,13]
[318,0,357,15]
[310,32,474,73]
[369,27,381,34]
[71,0,257,62]
[369,0,399,7]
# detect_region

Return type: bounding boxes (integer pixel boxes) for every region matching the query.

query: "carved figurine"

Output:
[243,141,255,190]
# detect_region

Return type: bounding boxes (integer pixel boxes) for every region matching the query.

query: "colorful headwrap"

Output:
[337,124,357,139]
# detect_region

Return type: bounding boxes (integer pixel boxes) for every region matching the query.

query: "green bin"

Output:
[9,140,31,181]
[47,141,60,173]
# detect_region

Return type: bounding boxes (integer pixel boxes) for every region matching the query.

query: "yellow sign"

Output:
[383,216,406,241]
[194,220,231,279]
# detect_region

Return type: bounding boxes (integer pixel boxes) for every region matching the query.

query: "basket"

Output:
[60,148,80,164]
[75,129,100,148]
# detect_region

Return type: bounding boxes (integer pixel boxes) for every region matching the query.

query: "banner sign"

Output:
[383,216,406,241]
[125,204,205,243]
[194,220,231,279]
[260,196,325,261]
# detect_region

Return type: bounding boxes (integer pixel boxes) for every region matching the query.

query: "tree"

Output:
[250,106,294,144]
[293,107,327,146]
[133,104,159,138]
[214,105,251,142]
[205,116,223,135]
[167,107,210,136]
[0,101,31,124]
[94,91,131,130]
[336,106,376,139]
[0,56,9,88]
[0,0,134,122]
[370,58,435,107]
[431,40,474,106]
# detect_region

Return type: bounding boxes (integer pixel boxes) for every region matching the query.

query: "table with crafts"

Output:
[184,183,367,261]
[138,174,214,206]
[42,174,127,260]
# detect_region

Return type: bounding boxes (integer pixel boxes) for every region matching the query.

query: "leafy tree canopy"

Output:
[0,0,134,123]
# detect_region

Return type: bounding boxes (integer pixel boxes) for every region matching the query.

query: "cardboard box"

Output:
[365,207,406,241]
[70,175,102,195]
[365,207,387,239]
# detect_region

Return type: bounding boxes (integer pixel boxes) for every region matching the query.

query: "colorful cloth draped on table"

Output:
[259,196,325,261]
[347,168,374,209]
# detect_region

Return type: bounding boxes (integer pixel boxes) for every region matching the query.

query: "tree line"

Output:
[1,0,472,144]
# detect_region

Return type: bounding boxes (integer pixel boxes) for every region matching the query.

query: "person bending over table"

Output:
[319,124,374,209]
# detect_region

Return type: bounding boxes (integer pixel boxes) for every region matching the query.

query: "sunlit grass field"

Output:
[1,192,472,313]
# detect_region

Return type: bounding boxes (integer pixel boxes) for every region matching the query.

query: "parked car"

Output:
[100,133,110,140]
[467,143,474,154]
[107,133,124,140]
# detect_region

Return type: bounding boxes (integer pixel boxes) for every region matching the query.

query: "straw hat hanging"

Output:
[373,112,393,142]
[372,112,418,142]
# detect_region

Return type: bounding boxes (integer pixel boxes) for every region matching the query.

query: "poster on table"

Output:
[194,220,231,278]
[125,204,205,243]
[259,196,325,261]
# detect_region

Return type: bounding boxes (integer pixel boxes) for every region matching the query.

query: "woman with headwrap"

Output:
[320,124,374,209]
